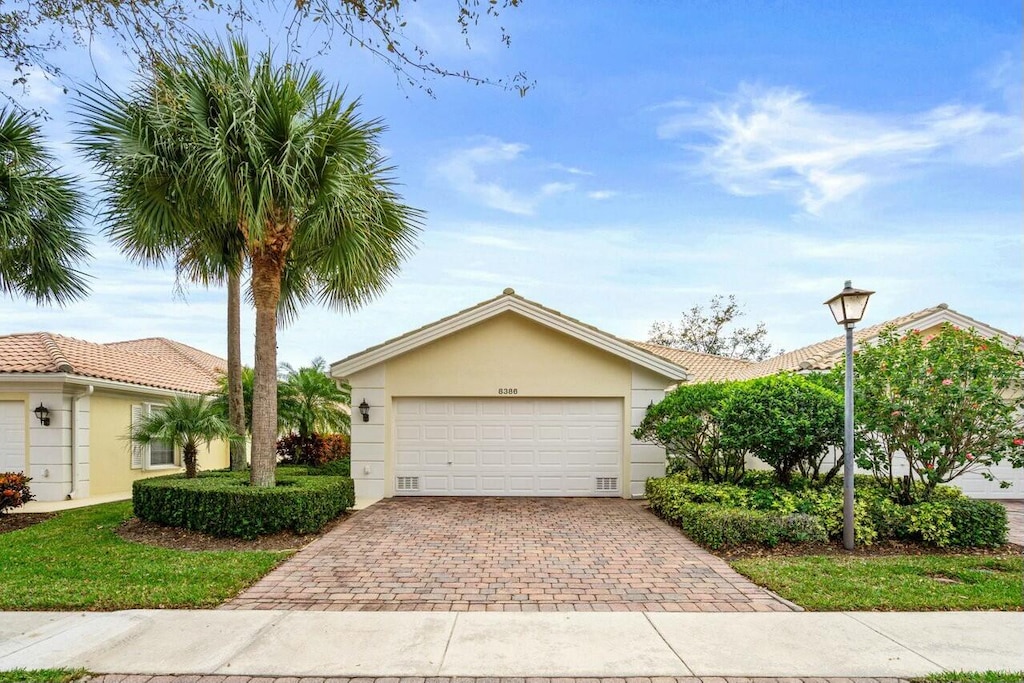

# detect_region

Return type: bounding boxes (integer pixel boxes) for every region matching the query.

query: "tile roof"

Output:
[730,303,1021,380]
[0,332,226,394]
[629,342,753,383]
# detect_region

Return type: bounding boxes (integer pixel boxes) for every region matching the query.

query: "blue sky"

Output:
[3,1,1021,366]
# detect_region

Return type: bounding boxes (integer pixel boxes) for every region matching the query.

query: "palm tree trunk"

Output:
[227,269,247,471]
[184,443,198,478]
[250,249,283,488]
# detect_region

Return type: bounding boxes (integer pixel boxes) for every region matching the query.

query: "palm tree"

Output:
[129,395,236,478]
[77,39,420,487]
[279,357,351,440]
[0,108,90,304]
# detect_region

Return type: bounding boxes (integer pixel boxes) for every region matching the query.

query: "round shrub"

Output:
[133,470,354,539]
[0,472,33,513]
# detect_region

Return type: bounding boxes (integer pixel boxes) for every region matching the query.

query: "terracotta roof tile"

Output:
[0,332,226,394]
[629,342,753,383]
[731,304,992,380]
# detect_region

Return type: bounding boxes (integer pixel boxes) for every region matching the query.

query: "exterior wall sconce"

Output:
[358,399,370,422]
[33,403,51,426]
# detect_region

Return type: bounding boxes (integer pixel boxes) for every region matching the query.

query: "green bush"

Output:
[133,470,354,539]
[903,498,1008,548]
[633,382,745,483]
[718,373,844,484]
[656,501,827,549]
[308,458,351,477]
[645,474,1007,549]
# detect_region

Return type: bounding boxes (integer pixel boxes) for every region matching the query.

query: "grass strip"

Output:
[0,501,288,610]
[730,553,1023,611]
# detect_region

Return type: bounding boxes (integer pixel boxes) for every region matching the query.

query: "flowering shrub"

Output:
[276,432,325,466]
[0,472,33,514]
[850,323,1024,501]
[321,433,350,461]
[277,432,349,467]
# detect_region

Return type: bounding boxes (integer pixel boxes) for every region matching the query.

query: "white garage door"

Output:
[954,465,1024,500]
[0,402,26,473]
[394,397,622,496]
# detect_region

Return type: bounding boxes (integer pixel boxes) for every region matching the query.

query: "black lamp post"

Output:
[824,280,874,550]
[358,399,370,423]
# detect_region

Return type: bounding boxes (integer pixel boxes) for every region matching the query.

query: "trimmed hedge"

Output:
[645,474,1008,549]
[133,470,354,539]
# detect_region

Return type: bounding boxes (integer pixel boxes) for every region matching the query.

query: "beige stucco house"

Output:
[331,288,690,505]
[334,292,1021,504]
[0,333,230,502]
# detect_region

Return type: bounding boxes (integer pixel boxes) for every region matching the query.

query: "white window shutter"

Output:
[130,404,148,470]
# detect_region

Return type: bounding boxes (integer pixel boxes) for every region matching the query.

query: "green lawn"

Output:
[915,672,1024,683]
[0,501,289,610]
[730,553,1024,611]
[0,670,87,683]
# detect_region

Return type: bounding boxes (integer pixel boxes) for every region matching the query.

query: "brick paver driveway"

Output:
[224,497,795,613]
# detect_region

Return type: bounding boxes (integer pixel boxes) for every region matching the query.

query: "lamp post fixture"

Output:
[824,280,874,550]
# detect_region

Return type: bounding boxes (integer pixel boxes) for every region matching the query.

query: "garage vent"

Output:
[595,477,618,492]
[396,476,420,492]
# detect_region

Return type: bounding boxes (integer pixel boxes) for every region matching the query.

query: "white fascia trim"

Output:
[890,310,1019,346]
[331,297,690,382]
[0,373,204,398]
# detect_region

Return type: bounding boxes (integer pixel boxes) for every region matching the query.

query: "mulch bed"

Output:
[117,514,348,552]
[717,539,1024,560]
[0,511,57,534]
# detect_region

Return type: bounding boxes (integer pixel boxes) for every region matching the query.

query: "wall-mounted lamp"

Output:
[33,403,51,426]
[358,399,370,422]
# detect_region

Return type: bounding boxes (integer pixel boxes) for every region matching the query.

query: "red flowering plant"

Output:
[847,323,1024,501]
[0,472,33,514]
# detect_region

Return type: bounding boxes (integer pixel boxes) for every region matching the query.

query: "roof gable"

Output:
[330,288,691,382]
[735,303,1021,380]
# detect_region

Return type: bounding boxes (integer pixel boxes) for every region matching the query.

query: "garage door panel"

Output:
[508,450,535,466]
[509,425,535,440]
[394,398,622,496]
[424,425,449,440]
[396,425,421,440]
[0,402,26,473]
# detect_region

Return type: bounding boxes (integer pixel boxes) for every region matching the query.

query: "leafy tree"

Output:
[0,108,89,304]
[78,40,421,488]
[279,357,352,439]
[2,0,529,109]
[633,382,745,483]
[647,294,776,361]
[718,373,844,485]
[129,395,237,478]
[851,324,1024,501]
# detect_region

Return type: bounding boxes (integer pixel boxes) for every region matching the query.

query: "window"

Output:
[131,403,178,470]
[149,440,175,466]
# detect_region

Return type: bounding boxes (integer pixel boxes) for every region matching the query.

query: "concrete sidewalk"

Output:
[2,610,1021,677]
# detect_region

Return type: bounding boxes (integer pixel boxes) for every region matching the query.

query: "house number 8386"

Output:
[497,387,518,395]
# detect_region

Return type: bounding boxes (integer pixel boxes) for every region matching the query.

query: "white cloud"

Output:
[587,190,618,200]
[659,84,1022,213]
[549,163,593,176]
[436,138,578,215]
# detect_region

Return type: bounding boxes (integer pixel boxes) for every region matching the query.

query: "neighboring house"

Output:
[331,288,689,504]
[641,303,1024,499]
[0,333,229,502]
